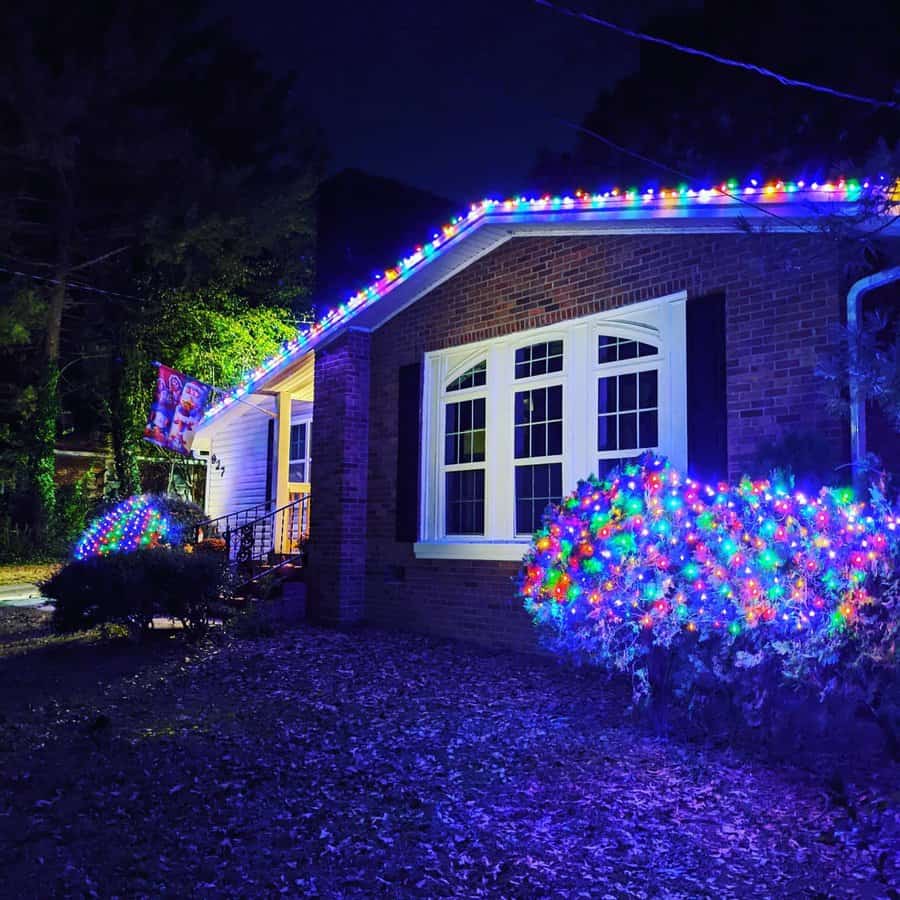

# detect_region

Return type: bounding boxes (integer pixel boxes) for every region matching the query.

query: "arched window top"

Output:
[597,333,659,365]
[514,339,563,379]
[446,359,486,392]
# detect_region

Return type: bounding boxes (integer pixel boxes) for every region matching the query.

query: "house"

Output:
[195,178,900,652]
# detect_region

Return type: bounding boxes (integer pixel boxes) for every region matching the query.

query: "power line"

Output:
[0,264,143,300]
[536,0,899,110]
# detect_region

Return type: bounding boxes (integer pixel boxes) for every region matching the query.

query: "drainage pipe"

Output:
[846,265,900,489]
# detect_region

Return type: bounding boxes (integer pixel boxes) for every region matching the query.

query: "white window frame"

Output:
[288,417,312,485]
[511,341,567,537]
[415,291,687,560]
[440,358,489,536]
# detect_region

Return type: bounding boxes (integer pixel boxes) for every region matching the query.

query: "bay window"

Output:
[417,291,687,560]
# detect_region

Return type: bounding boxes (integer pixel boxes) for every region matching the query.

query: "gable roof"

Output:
[200,176,899,427]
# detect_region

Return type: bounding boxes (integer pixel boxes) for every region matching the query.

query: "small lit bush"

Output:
[518,454,900,746]
[42,547,229,639]
[73,494,204,560]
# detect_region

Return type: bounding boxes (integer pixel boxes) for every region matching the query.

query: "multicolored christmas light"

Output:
[73,495,174,560]
[202,175,899,422]
[519,455,898,652]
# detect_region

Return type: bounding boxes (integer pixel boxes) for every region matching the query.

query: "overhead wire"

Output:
[535,0,899,110]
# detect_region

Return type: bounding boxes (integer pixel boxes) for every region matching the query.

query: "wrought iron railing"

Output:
[195,494,310,584]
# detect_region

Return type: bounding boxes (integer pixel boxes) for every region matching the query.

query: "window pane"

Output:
[515,463,563,534]
[534,464,550,496]
[598,334,658,365]
[531,423,546,457]
[598,415,617,451]
[515,425,530,459]
[598,341,617,364]
[444,435,456,465]
[459,400,472,431]
[639,410,658,447]
[515,392,530,425]
[547,421,563,456]
[446,469,485,535]
[459,432,473,464]
[620,412,637,450]
[598,376,617,413]
[290,423,306,461]
[472,430,486,459]
[445,399,485,466]
[597,455,640,478]
[447,360,486,392]
[639,370,658,408]
[620,373,637,410]
[515,341,565,378]
[548,384,562,419]
[289,461,306,482]
[516,386,562,460]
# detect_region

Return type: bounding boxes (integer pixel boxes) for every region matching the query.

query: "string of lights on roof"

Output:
[203,175,897,422]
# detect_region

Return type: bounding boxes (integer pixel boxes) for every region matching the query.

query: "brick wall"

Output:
[306,329,371,626]
[357,233,844,650]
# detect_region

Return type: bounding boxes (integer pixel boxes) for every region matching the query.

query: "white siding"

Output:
[204,398,274,519]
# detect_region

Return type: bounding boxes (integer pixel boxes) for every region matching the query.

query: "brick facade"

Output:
[316,233,847,650]
[306,329,371,626]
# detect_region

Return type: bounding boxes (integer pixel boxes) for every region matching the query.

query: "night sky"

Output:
[226,0,695,202]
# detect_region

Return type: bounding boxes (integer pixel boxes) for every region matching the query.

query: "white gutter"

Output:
[847,265,900,488]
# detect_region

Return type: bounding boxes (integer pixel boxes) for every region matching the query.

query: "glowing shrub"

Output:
[73,495,201,559]
[518,454,899,714]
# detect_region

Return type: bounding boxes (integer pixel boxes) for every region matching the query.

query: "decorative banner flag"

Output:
[143,364,214,456]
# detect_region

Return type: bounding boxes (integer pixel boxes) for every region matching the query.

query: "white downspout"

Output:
[847,265,900,489]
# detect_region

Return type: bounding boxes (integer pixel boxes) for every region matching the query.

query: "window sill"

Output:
[413,541,530,561]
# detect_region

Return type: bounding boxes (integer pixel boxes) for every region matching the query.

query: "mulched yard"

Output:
[0,607,897,898]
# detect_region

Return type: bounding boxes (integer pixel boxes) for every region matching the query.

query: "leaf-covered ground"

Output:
[0,607,897,898]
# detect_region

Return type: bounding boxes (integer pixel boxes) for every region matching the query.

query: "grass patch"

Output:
[0,560,62,586]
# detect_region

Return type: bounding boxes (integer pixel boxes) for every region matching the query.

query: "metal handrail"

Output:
[213,493,311,586]
[195,499,275,540]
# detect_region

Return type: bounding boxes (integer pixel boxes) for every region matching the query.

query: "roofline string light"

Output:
[203,175,898,422]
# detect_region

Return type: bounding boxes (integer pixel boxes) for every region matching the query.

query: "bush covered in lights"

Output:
[518,454,900,742]
[73,494,203,560]
[44,495,219,640]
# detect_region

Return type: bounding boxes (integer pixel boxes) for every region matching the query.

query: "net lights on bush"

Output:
[73,495,174,560]
[203,175,899,422]
[519,454,898,650]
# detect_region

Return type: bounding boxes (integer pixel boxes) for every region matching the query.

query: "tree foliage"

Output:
[533,0,900,191]
[0,0,324,555]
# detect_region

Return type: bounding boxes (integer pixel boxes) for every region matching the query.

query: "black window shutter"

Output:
[395,362,422,542]
[687,293,728,483]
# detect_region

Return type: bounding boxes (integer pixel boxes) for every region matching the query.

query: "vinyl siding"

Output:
[204,398,274,519]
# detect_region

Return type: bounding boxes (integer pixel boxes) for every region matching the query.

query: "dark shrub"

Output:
[42,547,229,640]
